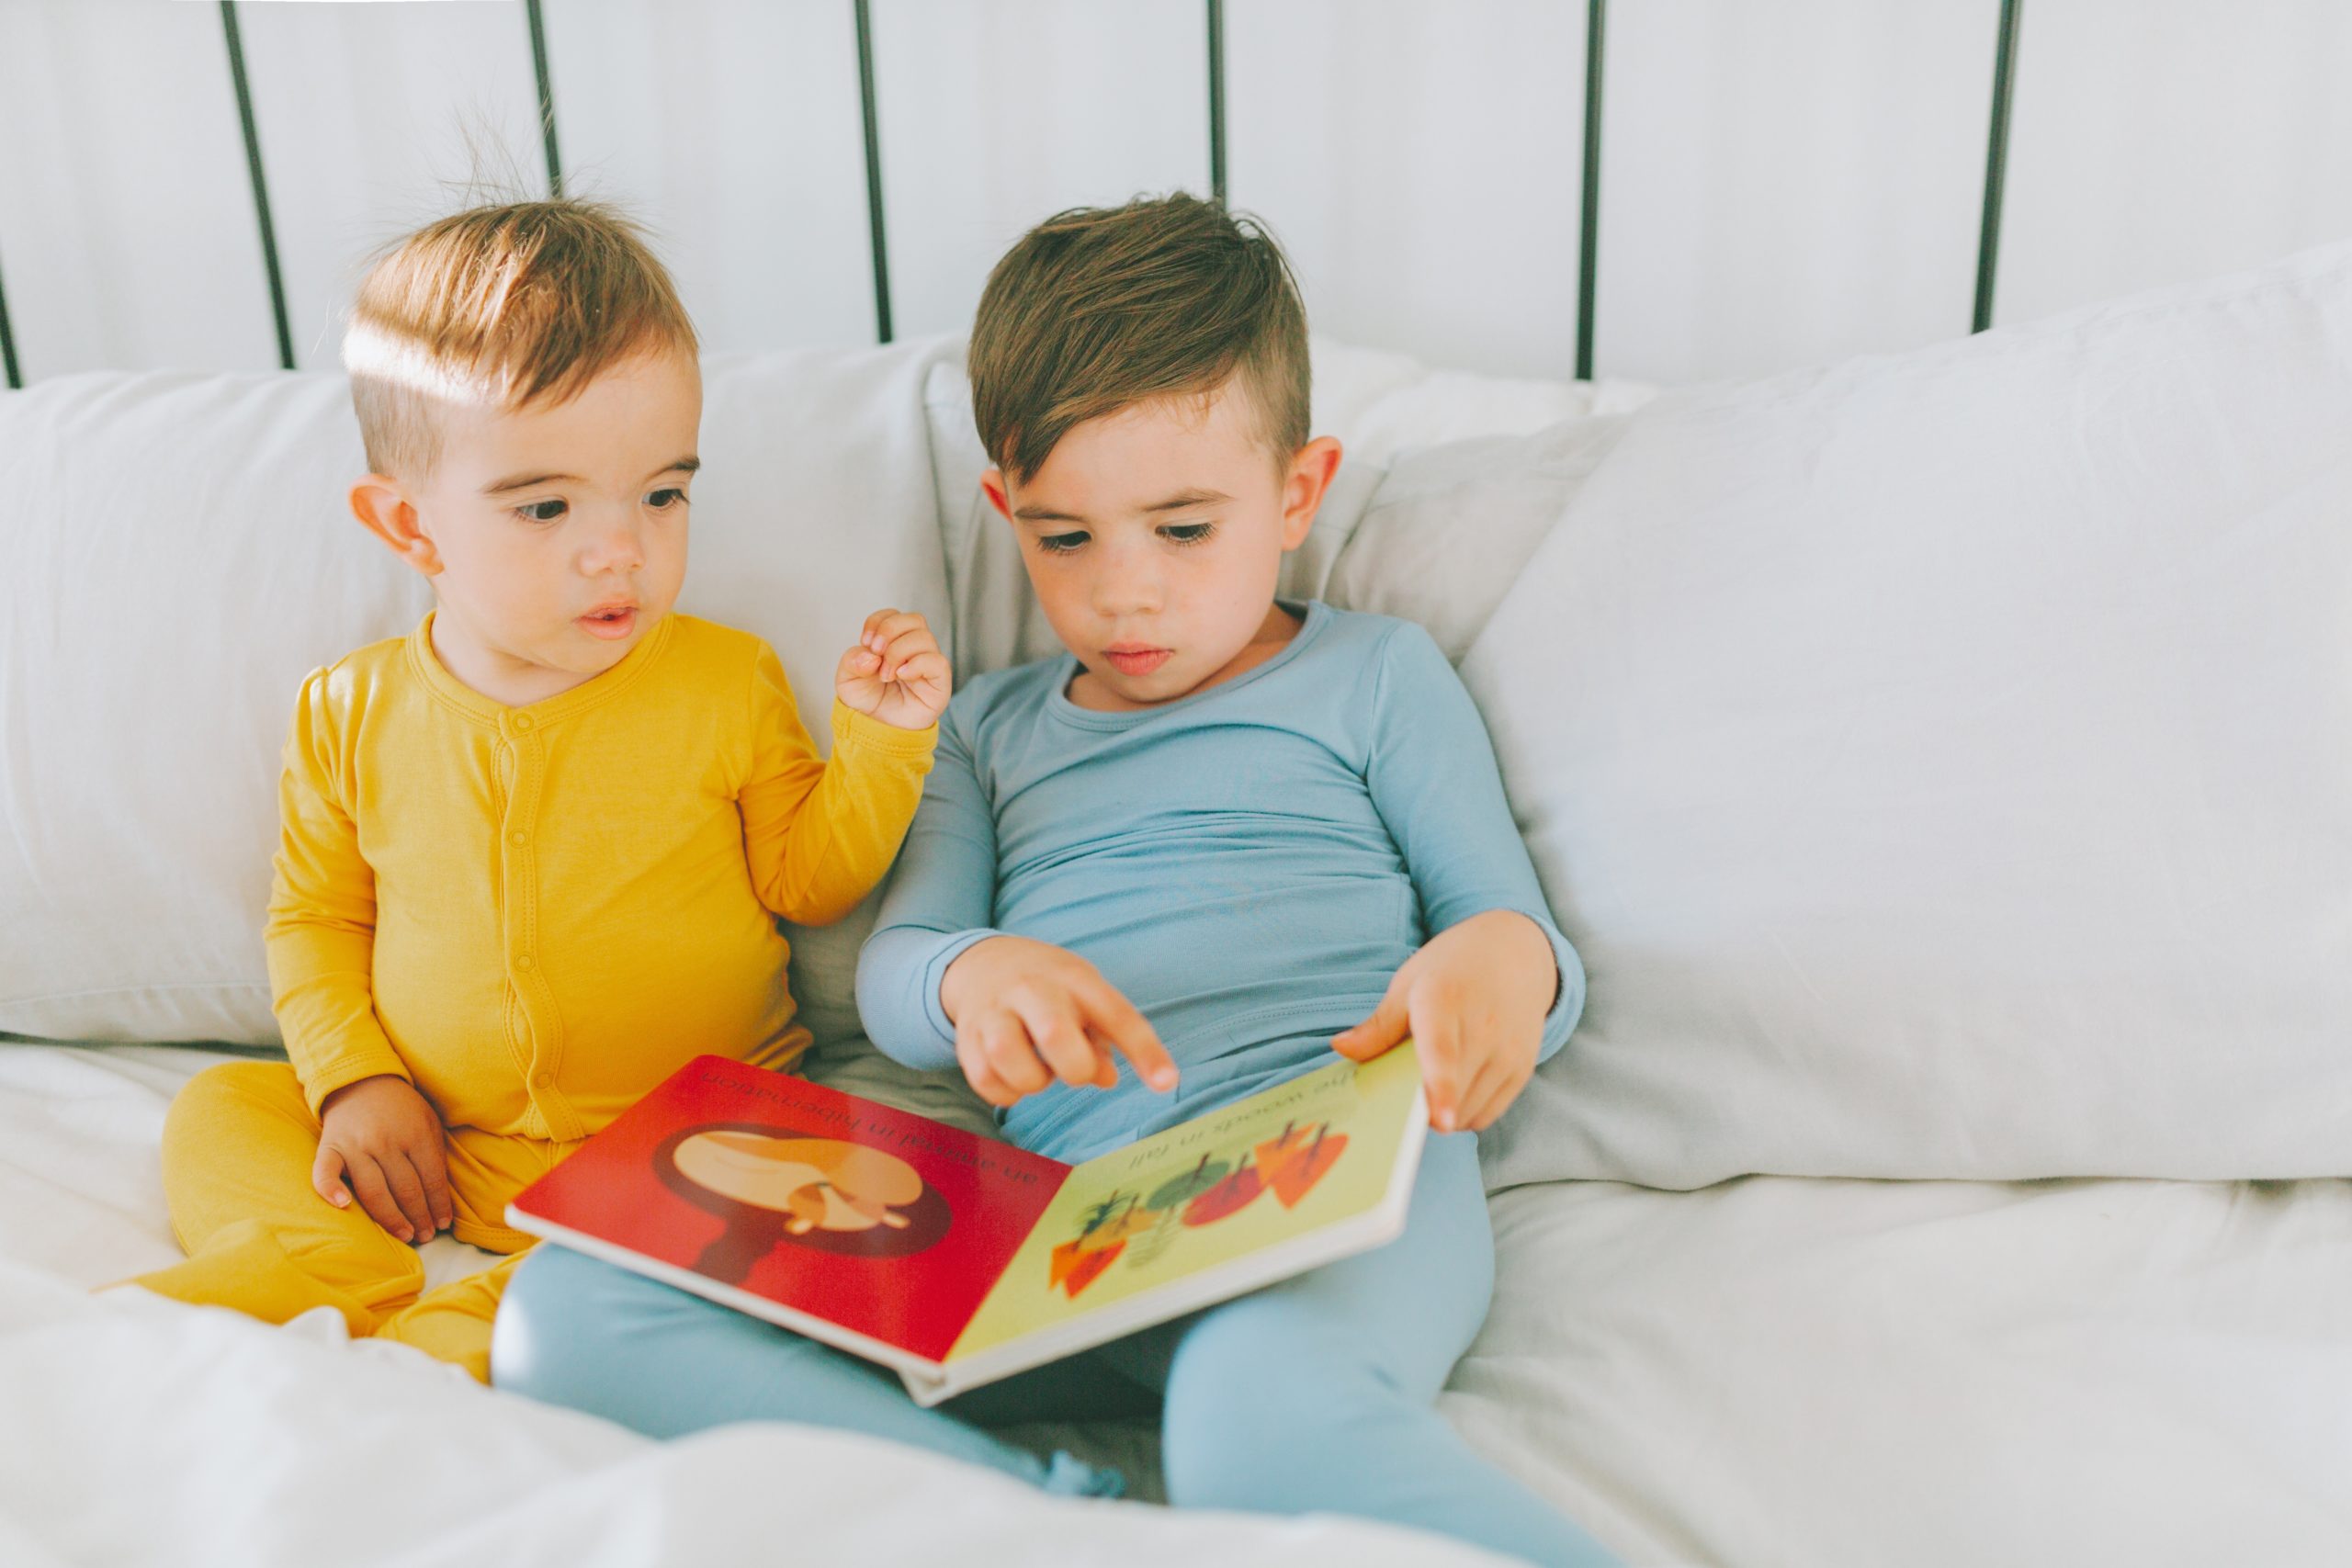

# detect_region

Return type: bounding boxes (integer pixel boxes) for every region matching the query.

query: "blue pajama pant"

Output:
[491,1131,1619,1567]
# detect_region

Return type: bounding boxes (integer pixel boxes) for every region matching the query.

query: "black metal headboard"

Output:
[0,0,2030,392]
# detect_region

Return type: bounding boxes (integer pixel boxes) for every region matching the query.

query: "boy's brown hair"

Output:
[968,192,1310,483]
[343,197,698,479]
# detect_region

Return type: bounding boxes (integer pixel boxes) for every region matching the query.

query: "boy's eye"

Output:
[514,498,567,525]
[1160,523,1216,547]
[645,487,688,510]
[1036,531,1090,555]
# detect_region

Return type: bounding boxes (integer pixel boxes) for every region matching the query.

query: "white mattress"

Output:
[1446,1174,2352,1566]
[6,1042,2349,1567]
[0,1043,1505,1568]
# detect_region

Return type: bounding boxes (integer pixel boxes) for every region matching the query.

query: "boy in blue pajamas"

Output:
[493,195,1621,1568]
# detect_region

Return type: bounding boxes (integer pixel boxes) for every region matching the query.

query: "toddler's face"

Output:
[372,348,700,701]
[982,378,1338,708]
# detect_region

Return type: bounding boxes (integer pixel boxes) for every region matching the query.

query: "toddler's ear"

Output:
[349,477,441,576]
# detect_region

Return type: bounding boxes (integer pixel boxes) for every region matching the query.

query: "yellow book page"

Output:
[945,1043,1423,1363]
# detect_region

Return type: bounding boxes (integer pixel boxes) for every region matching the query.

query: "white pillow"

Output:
[682,346,959,1050]
[0,345,956,1049]
[1326,417,1634,662]
[0,370,408,1044]
[1469,241,2352,1188]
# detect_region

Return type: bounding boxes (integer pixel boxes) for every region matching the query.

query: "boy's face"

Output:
[981,378,1340,708]
[353,347,700,701]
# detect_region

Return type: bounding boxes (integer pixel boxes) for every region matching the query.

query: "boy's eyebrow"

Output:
[1143,487,1230,513]
[481,455,699,495]
[1012,487,1230,525]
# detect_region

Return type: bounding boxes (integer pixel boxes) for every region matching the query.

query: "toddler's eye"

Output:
[1161,523,1216,547]
[514,498,567,525]
[645,487,688,511]
[1037,531,1090,555]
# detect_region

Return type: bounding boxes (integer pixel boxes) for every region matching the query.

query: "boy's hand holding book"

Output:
[1332,909,1558,1134]
[312,1074,455,1243]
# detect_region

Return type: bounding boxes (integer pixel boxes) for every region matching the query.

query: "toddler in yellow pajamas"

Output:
[132,199,948,1382]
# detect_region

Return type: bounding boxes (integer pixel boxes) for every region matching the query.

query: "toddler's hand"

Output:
[313,1074,455,1244]
[837,608,951,731]
[1332,909,1558,1134]
[939,935,1180,1108]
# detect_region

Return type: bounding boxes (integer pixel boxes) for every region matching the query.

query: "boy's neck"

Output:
[1067,602,1302,713]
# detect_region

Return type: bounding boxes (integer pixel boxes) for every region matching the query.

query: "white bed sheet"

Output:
[1445,1170,2352,1566]
[0,1043,1509,1568]
[7,1042,2349,1568]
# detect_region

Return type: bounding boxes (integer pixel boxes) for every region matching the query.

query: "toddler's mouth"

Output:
[579,604,639,641]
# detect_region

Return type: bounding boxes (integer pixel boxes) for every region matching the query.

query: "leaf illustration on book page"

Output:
[1127,1155,1228,1268]
[1258,1122,1346,1208]
[1049,1236,1125,1299]
[1182,1156,1263,1226]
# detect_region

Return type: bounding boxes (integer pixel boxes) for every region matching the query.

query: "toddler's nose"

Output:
[580,513,646,575]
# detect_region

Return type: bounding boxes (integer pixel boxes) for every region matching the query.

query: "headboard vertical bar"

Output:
[220,0,296,371]
[526,0,565,197]
[0,252,20,388]
[1576,0,1606,380]
[1206,0,1227,205]
[1973,0,2023,333]
[854,0,894,344]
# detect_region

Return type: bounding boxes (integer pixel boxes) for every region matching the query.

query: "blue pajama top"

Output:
[854,600,1583,1165]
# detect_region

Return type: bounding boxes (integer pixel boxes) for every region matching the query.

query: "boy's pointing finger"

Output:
[1007,993,1102,1089]
[1080,1028,1124,1089]
[1085,982,1176,1092]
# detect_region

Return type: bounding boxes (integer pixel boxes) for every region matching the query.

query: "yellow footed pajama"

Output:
[131,1059,568,1383]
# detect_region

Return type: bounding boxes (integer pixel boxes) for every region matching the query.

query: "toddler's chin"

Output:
[571,612,655,660]
[535,637,629,682]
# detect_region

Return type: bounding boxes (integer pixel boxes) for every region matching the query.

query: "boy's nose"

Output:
[1091,555,1163,616]
[1093,578,1163,617]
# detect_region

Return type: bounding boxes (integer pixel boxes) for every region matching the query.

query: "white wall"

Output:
[2,0,2348,389]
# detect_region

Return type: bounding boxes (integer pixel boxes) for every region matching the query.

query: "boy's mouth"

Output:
[1102,645,1170,677]
[579,603,639,641]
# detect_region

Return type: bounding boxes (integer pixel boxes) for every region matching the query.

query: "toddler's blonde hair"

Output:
[344,197,698,479]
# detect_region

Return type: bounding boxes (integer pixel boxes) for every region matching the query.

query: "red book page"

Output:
[510,1056,1069,1362]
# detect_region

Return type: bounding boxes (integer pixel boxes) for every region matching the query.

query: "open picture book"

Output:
[507,1043,1428,1405]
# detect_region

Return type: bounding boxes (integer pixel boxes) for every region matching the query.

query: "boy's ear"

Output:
[979,467,1014,523]
[1279,435,1344,550]
[349,476,442,577]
